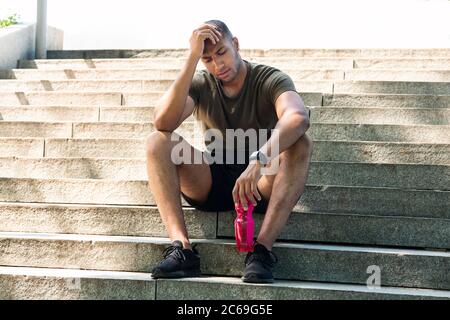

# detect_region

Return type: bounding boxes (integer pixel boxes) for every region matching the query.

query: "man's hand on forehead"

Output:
[189,23,222,59]
[205,25,222,42]
[209,24,222,32]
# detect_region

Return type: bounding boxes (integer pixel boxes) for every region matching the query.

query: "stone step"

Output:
[262,49,450,58]
[0,178,448,218]
[310,107,450,125]
[0,106,181,122]
[247,58,450,70]
[0,138,44,157]
[1,201,449,249]
[44,138,450,165]
[4,92,445,109]
[0,79,175,93]
[248,58,450,70]
[47,49,194,59]
[309,123,450,143]
[218,211,450,249]
[0,121,73,138]
[3,137,448,165]
[0,68,181,80]
[0,122,198,143]
[0,202,216,239]
[17,58,355,70]
[1,121,448,143]
[0,106,101,122]
[332,81,450,95]
[0,266,156,299]
[345,70,450,82]
[46,48,450,59]
[0,79,333,95]
[121,91,322,107]
[310,140,450,165]
[0,91,319,107]
[0,92,124,106]
[2,105,448,125]
[2,158,447,190]
[0,233,449,290]
[153,276,450,300]
[2,266,447,300]
[17,58,450,70]
[352,58,450,70]
[0,68,346,81]
[44,49,268,59]
[1,80,450,95]
[4,68,450,83]
[322,93,450,108]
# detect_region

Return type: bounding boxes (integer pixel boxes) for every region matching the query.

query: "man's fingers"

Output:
[234,181,260,211]
[243,184,257,209]
[196,25,222,40]
[208,29,220,42]
[196,23,216,30]
[204,25,222,39]
[211,27,222,39]
[198,23,222,34]
[252,184,262,202]
[244,184,255,207]
[208,30,220,43]
[238,189,248,210]
[232,184,240,206]
[199,30,218,44]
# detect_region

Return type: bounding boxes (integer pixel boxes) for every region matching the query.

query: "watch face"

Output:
[257,151,267,164]
[249,151,267,165]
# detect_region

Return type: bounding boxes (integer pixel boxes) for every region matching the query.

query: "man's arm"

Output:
[153,53,200,132]
[258,91,310,163]
[154,24,222,132]
[232,90,310,209]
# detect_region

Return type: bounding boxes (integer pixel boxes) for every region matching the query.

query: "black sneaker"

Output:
[151,240,201,279]
[242,242,278,283]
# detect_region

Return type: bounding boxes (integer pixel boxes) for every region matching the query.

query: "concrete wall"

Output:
[47,26,64,51]
[0,23,63,69]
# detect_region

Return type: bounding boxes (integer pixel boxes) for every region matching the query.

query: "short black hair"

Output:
[204,20,233,41]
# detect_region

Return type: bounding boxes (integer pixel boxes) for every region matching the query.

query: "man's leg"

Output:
[256,132,314,250]
[146,130,212,250]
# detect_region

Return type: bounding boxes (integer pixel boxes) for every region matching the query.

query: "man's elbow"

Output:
[291,112,310,134]
[154,117,176,132]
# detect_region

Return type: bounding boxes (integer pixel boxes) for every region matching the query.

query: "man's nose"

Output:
[213,58,224,70]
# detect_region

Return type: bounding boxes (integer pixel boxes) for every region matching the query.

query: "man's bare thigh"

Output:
[172,134,212,204]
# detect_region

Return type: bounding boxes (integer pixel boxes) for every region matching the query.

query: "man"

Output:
[146,20,313,283]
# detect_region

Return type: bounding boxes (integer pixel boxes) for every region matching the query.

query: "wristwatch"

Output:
[249,150,268,166]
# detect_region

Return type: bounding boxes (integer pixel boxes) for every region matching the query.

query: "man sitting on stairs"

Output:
[146,20,313,283]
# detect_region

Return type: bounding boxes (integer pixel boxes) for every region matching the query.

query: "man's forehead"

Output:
[202,42,226,57]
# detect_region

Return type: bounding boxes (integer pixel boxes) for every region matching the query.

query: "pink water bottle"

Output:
[234,198,255,252]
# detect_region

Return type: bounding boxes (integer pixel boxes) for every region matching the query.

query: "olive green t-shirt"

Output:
[188,59,301,163]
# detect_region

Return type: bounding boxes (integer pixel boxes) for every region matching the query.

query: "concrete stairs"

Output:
[0,48,449,299]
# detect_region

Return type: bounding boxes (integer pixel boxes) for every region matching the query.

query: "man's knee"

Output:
[145,130,173,157]
[282,132,313,162]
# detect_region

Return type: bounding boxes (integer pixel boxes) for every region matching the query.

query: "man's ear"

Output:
[232,37,240,51]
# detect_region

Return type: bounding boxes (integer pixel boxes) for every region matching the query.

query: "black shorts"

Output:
[181,162,270,213]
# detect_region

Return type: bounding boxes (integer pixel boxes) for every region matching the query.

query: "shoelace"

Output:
[162,245,186,262]
[161,244,199,262]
